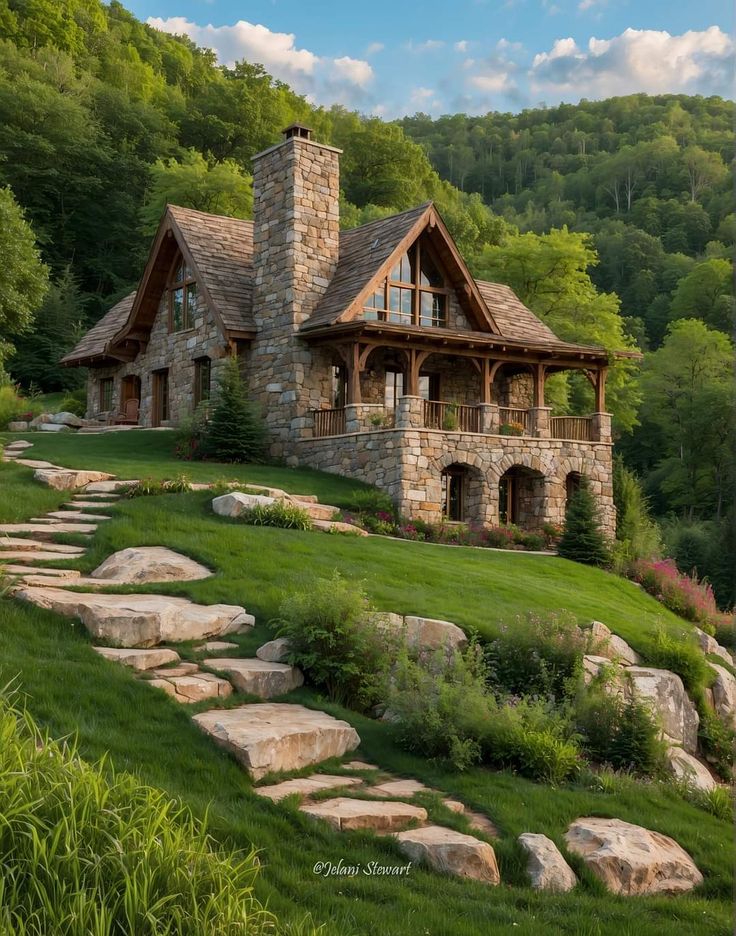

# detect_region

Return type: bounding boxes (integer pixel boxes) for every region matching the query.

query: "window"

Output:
[418,373,441,401]
[167,254,197,332]
[332,365,348,408]
[362,239,449,328]
[152,369,169,426]
[99,377,113,412]
[385,370,404,410]
[442,467,466,521]
[194,357,211,407]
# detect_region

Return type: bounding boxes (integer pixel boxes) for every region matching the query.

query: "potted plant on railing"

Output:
[499,420,524,436]
[442,403,459,431]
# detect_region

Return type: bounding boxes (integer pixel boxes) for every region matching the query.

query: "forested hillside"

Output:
[0,0,732,603]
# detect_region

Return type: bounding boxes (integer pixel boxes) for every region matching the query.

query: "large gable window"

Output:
[363,239,449,328]
[167,253,197,332]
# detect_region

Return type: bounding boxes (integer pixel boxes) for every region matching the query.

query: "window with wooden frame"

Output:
[193,357,211,407]
[167,253,197,332]
[99,377,113,412]
[384,369,404,410]
[363,238,449,328]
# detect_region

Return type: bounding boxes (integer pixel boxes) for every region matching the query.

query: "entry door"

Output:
[499,475,519,525]
[152,370,169,427]
[442,468,465,522]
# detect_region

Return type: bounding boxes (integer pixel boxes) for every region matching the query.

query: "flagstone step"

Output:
[5,441,33,450]
[1,565,81,578]
[148,672,233,704]
[44,511,111,522]
[204,657,304,698]
[93,646,181,671]
[301,797,427,832]
[64,500,117,509]
[0,522,98,536]
[195,640,239,652]
[0,550,85,562]
[34,468,115,491]
[193,703,360,780]
[255,774,363,803]
[71,493,121,501]
[83,480,138,493]
[369,779,430,798]
[0,538,85,554]
[15,459,65,470]
[12,587,252,647]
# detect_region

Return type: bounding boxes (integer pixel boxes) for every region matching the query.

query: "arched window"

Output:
[363,238,449,328]
[167,253,197,332]
[566,472,583,509]
[442,466,466,521]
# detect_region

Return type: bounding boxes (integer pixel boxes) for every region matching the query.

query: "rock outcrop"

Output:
[565,817,703,895]
[204,657,304,698]
[589,621,640,665]
[518,833,577,893]
[91,547,212,584]
[664,746,717,792]
[92,647,180,671]
[708,663,736,725]
[256,637,291,663]
[34,468,115,490]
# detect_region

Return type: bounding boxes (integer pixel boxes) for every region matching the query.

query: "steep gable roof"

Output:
[474,280,560,346]
[61,292,136,366]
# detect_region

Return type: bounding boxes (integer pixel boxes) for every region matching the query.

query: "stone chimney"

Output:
[249,126,342,454]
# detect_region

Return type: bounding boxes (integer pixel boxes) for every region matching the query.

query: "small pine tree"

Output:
[558,478,610,566]
[199,357,267,463]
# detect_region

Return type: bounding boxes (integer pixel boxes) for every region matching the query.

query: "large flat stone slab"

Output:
[45,511,111,522]
[0,550,85,562]
[204,658,304,698]
[393,825,500,884]
[64,500,118,509]
[93,646,181,671]
[0,522,98,535]
[1,565,81,578]
[0,538,84,554]
[255,774,363,802]
[83,480,137,493]
[149,672,232,703]
[565,817,703,895]
[91,547,212,584]
[369,779,429,798]
[301,797,427,832]
[193,703,360,780]
[34,468,114,490]
[13,587,249,647]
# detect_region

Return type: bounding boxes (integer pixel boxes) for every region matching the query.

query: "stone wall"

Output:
[85,292,231,425]
[249,135,342,457]
[293,428,615,536]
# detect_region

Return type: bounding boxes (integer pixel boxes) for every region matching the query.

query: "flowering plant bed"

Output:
[632,558,732,638]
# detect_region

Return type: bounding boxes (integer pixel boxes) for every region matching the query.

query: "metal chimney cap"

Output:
[282,123,314,141]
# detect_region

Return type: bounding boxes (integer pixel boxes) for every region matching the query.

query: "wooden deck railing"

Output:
[423,400,480,433]
[311,407,346,437]
[498,407,530,433]
[550,416,592,441]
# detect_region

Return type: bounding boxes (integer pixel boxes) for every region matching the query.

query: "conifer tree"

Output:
[558,478,610,566]
[199,356,267,463]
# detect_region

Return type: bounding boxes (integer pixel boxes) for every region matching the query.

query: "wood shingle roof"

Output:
[61,292,136,365]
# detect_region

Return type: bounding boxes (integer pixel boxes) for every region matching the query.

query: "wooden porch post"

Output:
[533,363,546,408]
[347,342,362,405]
[595,366,608,412]
[403,348,430,397]
[480,358,491,404]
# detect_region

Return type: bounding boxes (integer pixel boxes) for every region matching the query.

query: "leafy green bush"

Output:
[345,489,396,515]
[274,573,394,710]
[0,384,31,428]
[485,612,588,700]
[198,357,267,463]
[58,387,87,417]
[0,694,283,936]
[574,684,666,775]
[558,478,610,566]
[698,708,735,781]
[612,457,662,572]
[681,781,733,822]
[239,502,313,530]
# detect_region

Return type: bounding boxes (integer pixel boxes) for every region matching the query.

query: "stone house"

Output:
[64,124,635,534]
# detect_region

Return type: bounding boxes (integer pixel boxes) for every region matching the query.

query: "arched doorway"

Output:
[499,466,546,529]
[441,463,486,524]
[565,471,583,509]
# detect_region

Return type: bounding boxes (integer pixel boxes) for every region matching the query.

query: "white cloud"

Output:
[531,26,733,98]
[147,16,373,104]
[469,71,513,93]
[455,40,469,53]
[365,42,384,55]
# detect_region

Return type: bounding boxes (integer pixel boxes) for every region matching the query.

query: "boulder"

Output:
[589,621,641,665]
[204,658,303,698]
[582,655,625,692]
[91,547,212,584]
[626,667,699,753]
[694,628,733,667]
[709,663,736,725]
[518,833,577,893]
[403,616,468,653]
[93,647,180,671]
[14,586,249,647]
[255,774,363,802]
[256,637,291,663]
[311,519,368,535]
[565,818,703,895]
[301,797,427,832]
[50,411,84,427]
[664,746,717,792]
[7,421,28,431]
[38,423,71,433]
[193,703,360,780]
[299,502,340,522]
[393,825,500,885]
[29,414,51,428]
[34,468,115,490]
[212,492,275,518]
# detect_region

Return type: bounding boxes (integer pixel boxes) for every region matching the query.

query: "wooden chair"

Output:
[112,398,139,425]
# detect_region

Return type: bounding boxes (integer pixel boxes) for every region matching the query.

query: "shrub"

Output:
[174,402,209,460]
[198,357,267,463]
[574,684,666,776]
[239,502,313,530]
[499,421,524,436]
[698,708,735,781]
[632,558,724,634]
[345,489,396,516]
[0,384,28,429]
[58,387,87,417]
[485,612,588,700]
[612,458,662,572]
[558,478,610,566]
[0,694,282,936]
[125,475,192,498]
[645,627,711,698]
[273,573,394,710]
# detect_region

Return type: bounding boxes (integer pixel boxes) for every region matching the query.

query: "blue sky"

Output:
[127,0,733,116]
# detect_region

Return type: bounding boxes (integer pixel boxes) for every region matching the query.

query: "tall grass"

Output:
[0,691,289,936]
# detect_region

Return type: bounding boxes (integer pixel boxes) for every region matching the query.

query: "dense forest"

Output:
[0,0,732,604]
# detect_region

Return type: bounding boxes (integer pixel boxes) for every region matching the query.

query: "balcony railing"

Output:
[550,416,592,441]
[423,400,480,433]
[312,407,346,437]
[498,407,530,434]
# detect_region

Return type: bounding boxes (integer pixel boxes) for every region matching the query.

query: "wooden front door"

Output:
[122,375,141,406]
[152,370,169,427]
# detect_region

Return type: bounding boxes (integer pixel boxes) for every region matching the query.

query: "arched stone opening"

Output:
[565,471,584,509]
[440,462,487,524]
[498,465,546,529]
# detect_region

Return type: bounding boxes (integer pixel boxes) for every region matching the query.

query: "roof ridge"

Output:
[166,204,254,226]
[341,201,431,237]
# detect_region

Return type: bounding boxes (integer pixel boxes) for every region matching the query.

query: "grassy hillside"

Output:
[0,435,733,935]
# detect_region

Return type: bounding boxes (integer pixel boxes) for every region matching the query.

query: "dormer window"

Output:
[167,253,197,332]
[363,240,449,328]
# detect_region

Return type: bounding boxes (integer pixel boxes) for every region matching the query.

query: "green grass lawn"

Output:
[0,435,733,936]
